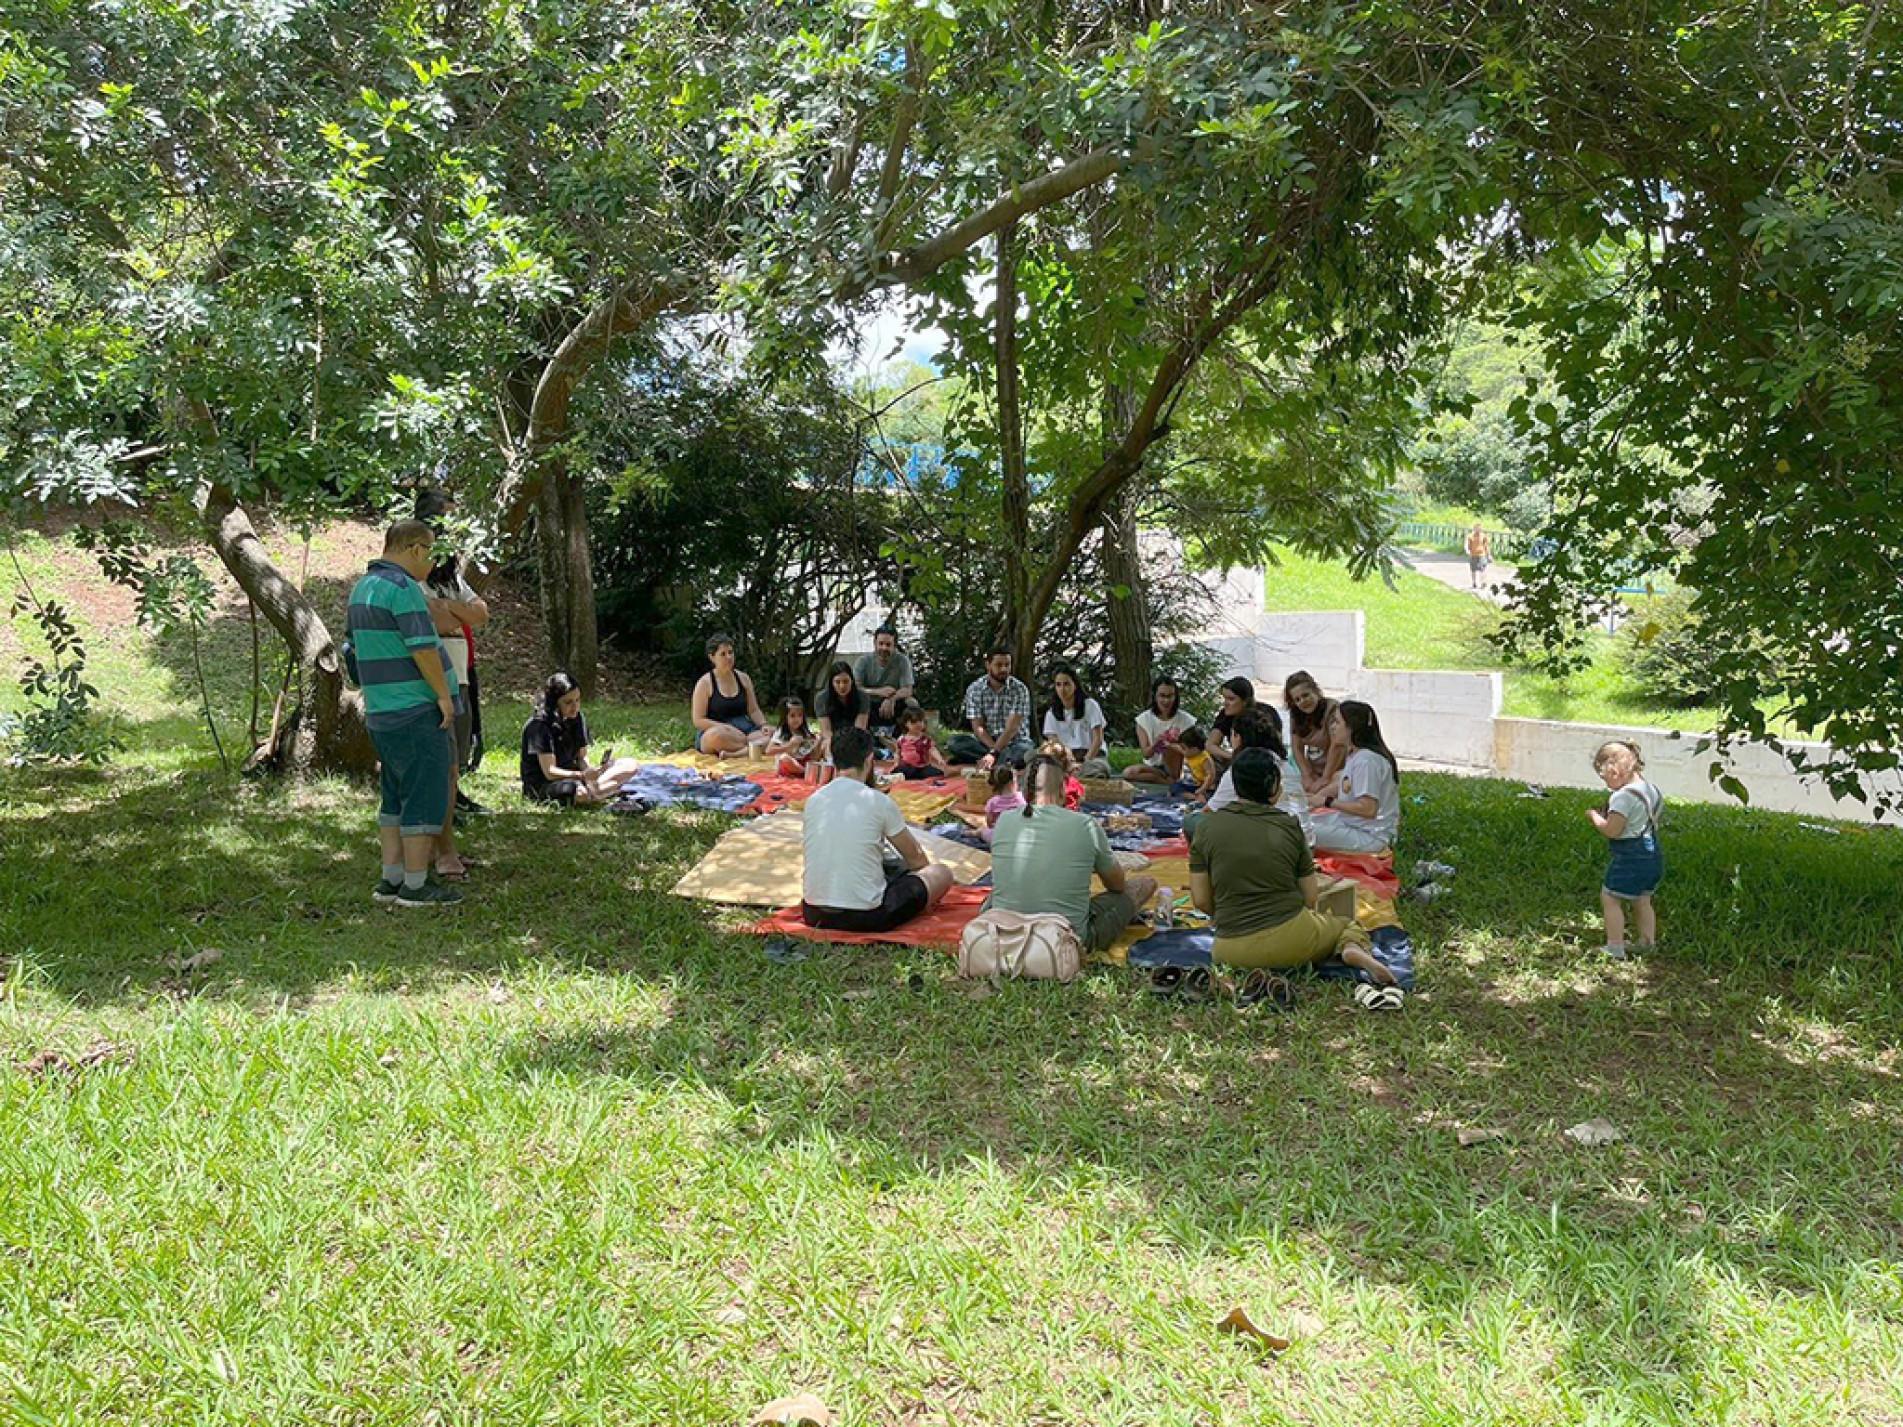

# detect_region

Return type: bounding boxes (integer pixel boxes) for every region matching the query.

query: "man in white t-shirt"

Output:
[800,727,955,932]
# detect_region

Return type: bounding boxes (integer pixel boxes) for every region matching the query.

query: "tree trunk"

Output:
[533,450,601,693]
[1099,391,1153,714]
[995,218,1034,671]
[203,484,376,777]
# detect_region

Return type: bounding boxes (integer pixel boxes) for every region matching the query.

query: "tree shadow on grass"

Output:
[5,762,1901,1414]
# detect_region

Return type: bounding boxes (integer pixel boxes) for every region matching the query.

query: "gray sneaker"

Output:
[373,879,403,904]
[396,881,464,908]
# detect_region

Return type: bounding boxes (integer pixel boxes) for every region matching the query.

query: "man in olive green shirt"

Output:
[988,755,1157,953]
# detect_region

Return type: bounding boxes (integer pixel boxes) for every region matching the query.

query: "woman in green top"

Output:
[1189,749,1398,984]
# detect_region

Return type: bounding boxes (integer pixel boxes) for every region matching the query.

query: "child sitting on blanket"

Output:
[1587,739,1664,959]
[768,697,820,778]
[983,763,1025,827]
[1038,739,1087,809]
[1173,726,1215,796]
[894,706,950,780]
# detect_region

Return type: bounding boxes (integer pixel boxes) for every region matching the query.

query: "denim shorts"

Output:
[372,708,453,836]
[1604,833,1663,898]
[696,714,759,751]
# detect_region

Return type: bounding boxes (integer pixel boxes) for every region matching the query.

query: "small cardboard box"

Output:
[1315,874,1357,921]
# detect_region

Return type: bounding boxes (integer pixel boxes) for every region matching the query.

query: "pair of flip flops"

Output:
[1149,966,1296,1012]
[1353,982,1406,1012]
[1149,965,1213,1001]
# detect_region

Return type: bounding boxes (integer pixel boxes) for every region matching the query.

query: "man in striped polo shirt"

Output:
[347,520,464,907]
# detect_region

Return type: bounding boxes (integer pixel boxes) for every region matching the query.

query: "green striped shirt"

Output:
[346,561,457,730]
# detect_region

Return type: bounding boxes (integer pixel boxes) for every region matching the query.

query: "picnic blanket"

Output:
[671,810,992,906]
[1313,850,1401,899]
[744,886,992,949]
[633,751,961,823]
[1122,922,1416,989]
[615,765,762,814]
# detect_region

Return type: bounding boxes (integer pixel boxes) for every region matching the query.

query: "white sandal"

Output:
[1354,982,1405,1012]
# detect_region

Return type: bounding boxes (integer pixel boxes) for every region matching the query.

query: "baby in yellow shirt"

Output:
[1176,726,1214,793]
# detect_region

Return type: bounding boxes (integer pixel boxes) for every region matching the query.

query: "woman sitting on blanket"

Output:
[1190,748,1397,989]
[1284,669,1351,797]
[691,633,770,757]
[814,661,870,762]
[1308,701,1401,855]
[521,673,641,806]
[768,697,821,777]
[1042,666,1112,779]
[1125,677,1198,784]
[1208,677,1257,767]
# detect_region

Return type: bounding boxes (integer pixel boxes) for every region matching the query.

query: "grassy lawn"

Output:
[1254,548,1744,734]
[6,708,1903,1425]
[6,519,1901,1423]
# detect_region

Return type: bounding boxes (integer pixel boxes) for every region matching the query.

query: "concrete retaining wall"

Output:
[1356,669,1503,770]
[1254,612,1364,694]
[1493,717,1901,822]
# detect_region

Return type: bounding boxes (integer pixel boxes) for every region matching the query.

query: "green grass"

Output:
[6,535,1903,1426]
[1257,548,1503,673]
[5,714,1903,1425]
[6,520,1901,1423]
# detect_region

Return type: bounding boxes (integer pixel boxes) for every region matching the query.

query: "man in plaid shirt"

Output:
[946,646,1035,768]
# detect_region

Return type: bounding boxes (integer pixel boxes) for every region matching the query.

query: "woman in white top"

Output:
[1309,701,1401,854]
[1125,677,1198,784]
[1041,667,1111,778]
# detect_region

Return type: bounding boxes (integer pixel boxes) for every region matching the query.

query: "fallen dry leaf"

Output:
[841,989,878,1002]
[179,948,223,972]
[711,1305,748,1327]
[1458,1127,1509,1147]
[1216,1306,1292,1353]
[15,1039,135,1078]
[750,1392,835,1426]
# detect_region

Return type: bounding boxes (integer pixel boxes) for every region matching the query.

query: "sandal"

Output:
[1149,966,1186,998]
[1353,982,1405,1013]
[434,859,469,882]
[1178,966,1214,1003]
[1236,969,1295,1012]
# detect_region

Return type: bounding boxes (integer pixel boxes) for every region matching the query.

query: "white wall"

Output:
[1355,669,1503,770]
[1254,612,1365,694]
[1494,717,1903,822]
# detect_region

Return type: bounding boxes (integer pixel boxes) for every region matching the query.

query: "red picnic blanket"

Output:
[745,885,991,949]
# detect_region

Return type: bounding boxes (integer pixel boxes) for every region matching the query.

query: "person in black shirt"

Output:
[521,673,638,805]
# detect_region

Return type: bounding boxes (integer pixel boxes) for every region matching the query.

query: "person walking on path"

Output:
[346,520,464,908]
[1465,523,1493,589]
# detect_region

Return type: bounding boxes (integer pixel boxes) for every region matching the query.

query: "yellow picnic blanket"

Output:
[671,810,992,907]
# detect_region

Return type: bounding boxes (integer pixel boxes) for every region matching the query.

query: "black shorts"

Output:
[526,778,582,806]
[897,765,938,781]
[801,872,930,933]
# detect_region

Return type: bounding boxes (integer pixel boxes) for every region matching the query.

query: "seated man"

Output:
[945,646,1034,768]
[800,727,955,932]
[987,751,1158,956]
[853,624,918,735]
[1190,748,1395,984]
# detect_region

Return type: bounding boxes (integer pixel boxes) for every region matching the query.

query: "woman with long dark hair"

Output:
[1309,700,1402,853]
[1284,670,1350,797]
[1208,676,1256,767]
[1126,676,1197,784]
[814,660,869,762]
[520,673,640,806]
[1042,666,1111,778]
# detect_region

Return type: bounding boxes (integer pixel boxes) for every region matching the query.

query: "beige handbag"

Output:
[957,909,1085,983]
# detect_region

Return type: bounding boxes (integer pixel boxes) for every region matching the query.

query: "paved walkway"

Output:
[1402,548,1518,606]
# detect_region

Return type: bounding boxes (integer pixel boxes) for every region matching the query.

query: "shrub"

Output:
[1620,589,1770,707]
